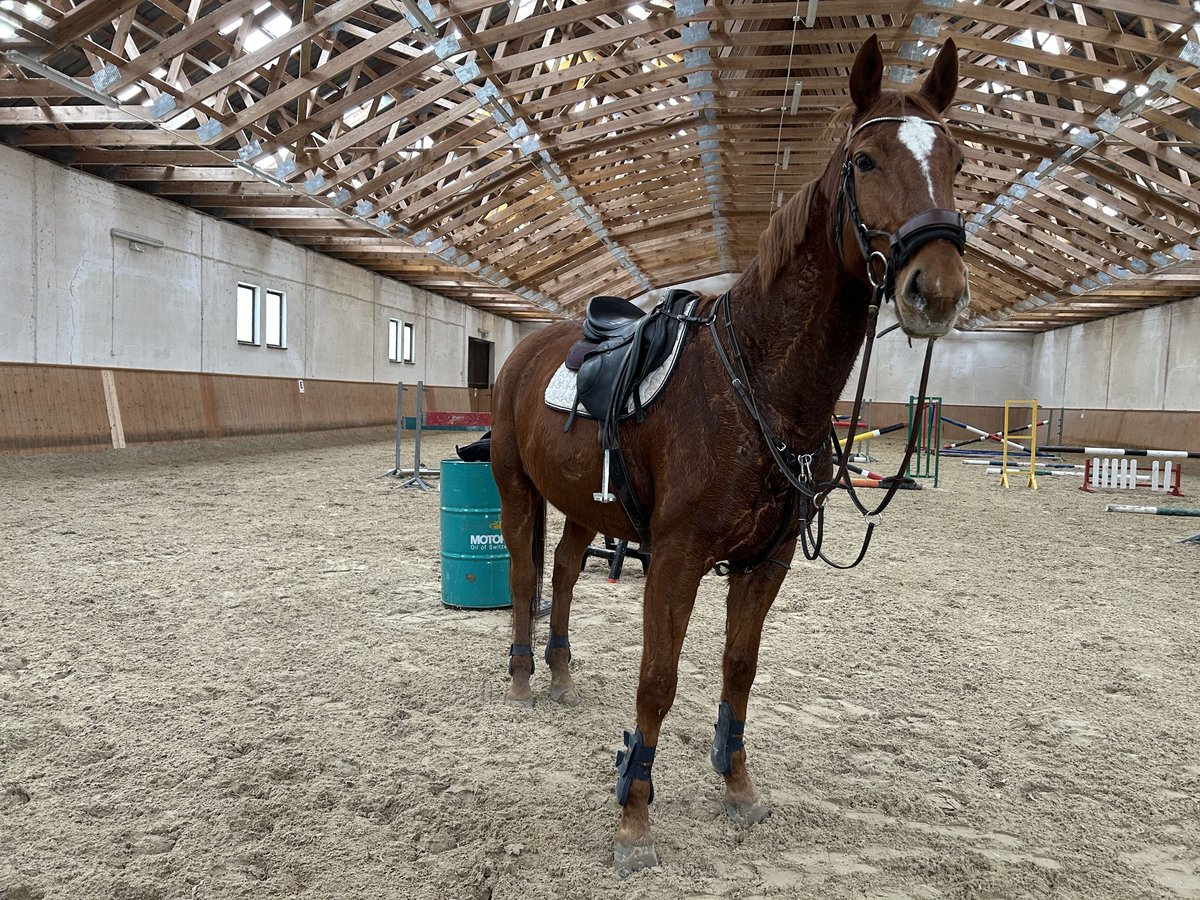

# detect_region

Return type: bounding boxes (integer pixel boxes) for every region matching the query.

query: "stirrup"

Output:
[615,726,656,805]
[544,630,571,664]
[593,448,616,503]
[508,643,534,676]
[710,700,745,775]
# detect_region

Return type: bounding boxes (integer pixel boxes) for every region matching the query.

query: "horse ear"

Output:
[918,38,959,113]
[849,34,883,113]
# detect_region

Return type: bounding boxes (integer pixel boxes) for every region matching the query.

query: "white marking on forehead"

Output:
[897,118,938,202]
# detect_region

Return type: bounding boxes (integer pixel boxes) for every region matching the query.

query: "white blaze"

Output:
[898,118,938,202]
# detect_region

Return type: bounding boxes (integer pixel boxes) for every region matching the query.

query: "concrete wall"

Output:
[0,142,521,385]
[1031,296,1200,412]
[842,307,1036,406]
[839,298,1200,414]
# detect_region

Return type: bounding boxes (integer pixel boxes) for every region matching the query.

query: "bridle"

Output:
[835,115,967,301]
[708,113,968,572]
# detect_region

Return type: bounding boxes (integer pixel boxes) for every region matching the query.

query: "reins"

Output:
[704,113,966,573]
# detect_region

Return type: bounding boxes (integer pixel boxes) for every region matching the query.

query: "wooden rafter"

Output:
[2,0,1198,325]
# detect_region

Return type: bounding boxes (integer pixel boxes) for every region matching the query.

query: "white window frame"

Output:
[402,321,415,364]
[237,283,260,346]
[265,289,287,349]
[388,318,401,362]
[389,318,416,364]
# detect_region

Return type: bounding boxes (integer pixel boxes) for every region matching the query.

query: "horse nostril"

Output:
[908,270,927,309]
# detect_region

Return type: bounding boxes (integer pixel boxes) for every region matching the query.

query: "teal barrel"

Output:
[439,459,511,609]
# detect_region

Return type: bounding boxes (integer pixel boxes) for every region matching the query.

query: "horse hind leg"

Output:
[546,518,596,707]
[711,540,796,825]
[496,478,544,708]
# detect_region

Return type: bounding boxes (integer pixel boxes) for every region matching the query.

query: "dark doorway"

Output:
[468,337,493,389]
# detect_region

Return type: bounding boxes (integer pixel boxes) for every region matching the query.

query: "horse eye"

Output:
[955,159,964,174]
[854,153,875,173]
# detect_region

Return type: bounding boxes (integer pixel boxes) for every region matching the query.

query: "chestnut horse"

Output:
[490,35,968,871]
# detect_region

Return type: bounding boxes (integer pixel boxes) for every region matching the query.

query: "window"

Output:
[265,289,286,348]
[388,319,401,362]
[402,321,415,363]
[389,318,415,363]
[237,283,260,345]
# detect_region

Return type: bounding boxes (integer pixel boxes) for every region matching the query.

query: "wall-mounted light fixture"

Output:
[111,228,165,252]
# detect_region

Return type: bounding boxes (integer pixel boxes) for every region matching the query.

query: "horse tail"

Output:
[532,495,547,618]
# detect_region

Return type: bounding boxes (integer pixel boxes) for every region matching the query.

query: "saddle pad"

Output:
[544,298,697,419]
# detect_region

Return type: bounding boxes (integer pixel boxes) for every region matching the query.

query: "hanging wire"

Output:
[769,0,806,209]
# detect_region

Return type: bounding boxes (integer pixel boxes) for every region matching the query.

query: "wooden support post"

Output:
[100,369,126,449]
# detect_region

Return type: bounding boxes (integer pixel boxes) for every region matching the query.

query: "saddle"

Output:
[565,289,698,437]
[561,289,702,547]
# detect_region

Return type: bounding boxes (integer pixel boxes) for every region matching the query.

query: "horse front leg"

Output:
[613,549,706,874]
[546,518,596,706]
[496,484,543,708]
[711,538,796,824]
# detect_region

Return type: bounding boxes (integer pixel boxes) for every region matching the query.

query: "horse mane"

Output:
[758,180,819,288]
[758,90,944,287]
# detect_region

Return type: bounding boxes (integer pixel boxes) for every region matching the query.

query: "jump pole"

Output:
[944,419,1047,450]
[1105,504,1200,517]
[940,414,1029,453]
[1041,445,1200,459]
[838,421,905,448]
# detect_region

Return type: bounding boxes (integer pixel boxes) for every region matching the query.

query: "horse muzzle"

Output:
[894,252,969,338]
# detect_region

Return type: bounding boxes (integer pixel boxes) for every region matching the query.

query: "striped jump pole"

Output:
[838,421,906,448]
[944,419,1048,450]
[940,414,1030,453]
[1041,445,1200,459]
[1105,504,1200,517]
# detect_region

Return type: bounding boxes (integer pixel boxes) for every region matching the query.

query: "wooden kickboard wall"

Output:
[0,363,492,455]
[4,362,1194,455]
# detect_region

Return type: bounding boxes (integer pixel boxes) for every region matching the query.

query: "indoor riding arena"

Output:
[2,3,1198,899]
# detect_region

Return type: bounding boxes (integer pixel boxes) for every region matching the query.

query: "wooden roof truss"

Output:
[2,0,1199,329]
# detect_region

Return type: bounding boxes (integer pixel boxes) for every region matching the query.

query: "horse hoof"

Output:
[724,799,770,825]
[613,841,658,875]
[503,690,534,709]
[548,683,582,707]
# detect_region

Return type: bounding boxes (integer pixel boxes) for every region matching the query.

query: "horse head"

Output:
[837,35,969,338]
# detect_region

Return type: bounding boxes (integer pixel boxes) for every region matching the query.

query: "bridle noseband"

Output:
[835,115,967,301]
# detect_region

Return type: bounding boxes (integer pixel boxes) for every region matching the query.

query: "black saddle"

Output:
[582,295,647,342]
[564,289,698,444]
[559,289,701,550]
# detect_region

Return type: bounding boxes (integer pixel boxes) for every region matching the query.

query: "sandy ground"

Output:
[2,428,1198,900]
